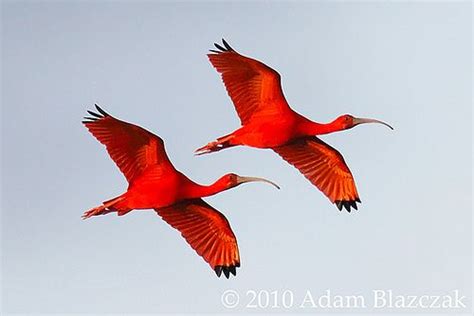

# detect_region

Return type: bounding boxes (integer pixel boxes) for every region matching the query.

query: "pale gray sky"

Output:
[1,1,472,314]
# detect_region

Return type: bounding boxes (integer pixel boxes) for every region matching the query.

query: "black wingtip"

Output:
[87,110,102,118]
[335,199,361,213]
[214,43,226,51]
[223,267,230,279]
[94,104,109,117]
[214,264,239,278]
[83,104,109,124]
[211,39,235,53]
[343,202,351,212]
[350,201,358,210]
[215,266,223,277]
[222,38,233,51]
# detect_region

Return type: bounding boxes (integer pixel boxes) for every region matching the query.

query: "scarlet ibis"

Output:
[196,39,393,212]
[82,104,279,278]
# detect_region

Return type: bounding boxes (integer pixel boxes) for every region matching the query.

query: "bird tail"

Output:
[194,133,236,155]
[82,195,130,220]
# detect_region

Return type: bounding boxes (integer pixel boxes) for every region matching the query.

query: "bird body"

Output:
[224,118,297,148]
[117,168,182,210]
[82,104,279,278]
[213,112,353,149]
[197,39,393,212]
[117,168,240,210]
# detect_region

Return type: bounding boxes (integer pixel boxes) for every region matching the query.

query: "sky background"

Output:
[1,1,472,314]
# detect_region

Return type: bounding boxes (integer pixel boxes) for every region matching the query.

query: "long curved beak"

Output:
[236,176,280,190]
[353,117,394,130]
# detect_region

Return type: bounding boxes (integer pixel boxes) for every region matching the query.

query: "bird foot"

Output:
[82,206,107,220]
[194,141,222,156]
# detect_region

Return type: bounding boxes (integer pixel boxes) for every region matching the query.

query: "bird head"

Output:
[335,114,394,131]
[221,173,280,190]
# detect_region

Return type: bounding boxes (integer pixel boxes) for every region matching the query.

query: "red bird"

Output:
[82,105,279,278]
[196,39,393,212]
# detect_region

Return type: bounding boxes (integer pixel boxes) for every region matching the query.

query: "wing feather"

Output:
[208,40,291,124]
[83,104,175,183]
[273,137,361,212]
[155,199,240,278]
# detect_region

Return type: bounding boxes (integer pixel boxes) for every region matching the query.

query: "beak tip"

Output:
[356,117,394,131]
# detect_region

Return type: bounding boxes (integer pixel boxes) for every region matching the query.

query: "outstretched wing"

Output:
[155,199,240,278]
[83,104,175,183]
[208,39,291,125]
[273,137,361,212]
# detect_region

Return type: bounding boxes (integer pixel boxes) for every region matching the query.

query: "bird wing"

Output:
[155,199,240,278]
[208,39,291,125]
[273,137,361,212]
[83,104,175,183]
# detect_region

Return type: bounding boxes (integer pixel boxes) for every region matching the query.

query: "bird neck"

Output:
[299,118,343,136]
[188,176,229,199]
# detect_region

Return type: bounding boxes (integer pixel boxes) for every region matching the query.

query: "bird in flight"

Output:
[82,104,279,278]
[196,39,393,212]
